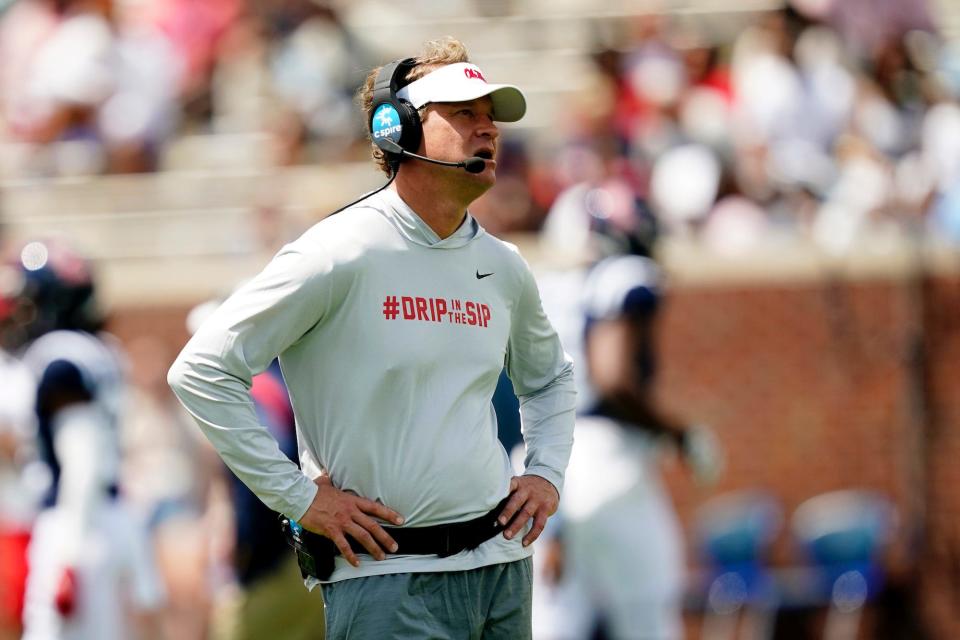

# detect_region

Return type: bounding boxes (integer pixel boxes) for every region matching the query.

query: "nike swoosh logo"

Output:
[476,271,494,280]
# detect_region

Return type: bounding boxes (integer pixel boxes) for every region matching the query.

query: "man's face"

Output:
[419,96,500,189]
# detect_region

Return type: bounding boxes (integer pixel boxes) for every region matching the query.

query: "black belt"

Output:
[280,497,509,581]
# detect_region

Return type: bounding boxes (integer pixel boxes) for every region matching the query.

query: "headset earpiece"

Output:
[370,58,422,166]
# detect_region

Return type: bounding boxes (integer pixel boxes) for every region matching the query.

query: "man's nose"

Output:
[477,116,499,140]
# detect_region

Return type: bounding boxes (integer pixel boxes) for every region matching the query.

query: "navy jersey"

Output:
[537,255,662,415]
[21,331,124,506]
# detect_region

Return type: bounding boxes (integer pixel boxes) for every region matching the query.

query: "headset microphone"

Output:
[376,138,486,174]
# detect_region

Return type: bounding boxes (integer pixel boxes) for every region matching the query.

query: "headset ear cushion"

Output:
[396,98,422,154]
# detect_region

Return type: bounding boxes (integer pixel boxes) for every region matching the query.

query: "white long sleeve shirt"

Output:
[168,187,575,582]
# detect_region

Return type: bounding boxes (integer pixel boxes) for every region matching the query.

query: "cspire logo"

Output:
[372,104,403,141]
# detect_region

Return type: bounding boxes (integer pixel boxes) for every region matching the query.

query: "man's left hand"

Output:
[498,475,559,547]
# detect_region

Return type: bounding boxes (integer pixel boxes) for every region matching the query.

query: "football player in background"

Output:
[1,239,165,640]
[529,158,723,639]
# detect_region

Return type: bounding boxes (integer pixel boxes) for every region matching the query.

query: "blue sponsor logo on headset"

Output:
[372,104,403,142]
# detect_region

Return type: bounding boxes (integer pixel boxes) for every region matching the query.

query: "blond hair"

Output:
[358,37,471,175]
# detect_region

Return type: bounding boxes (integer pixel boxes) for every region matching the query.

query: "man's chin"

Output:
[468,170,496,193]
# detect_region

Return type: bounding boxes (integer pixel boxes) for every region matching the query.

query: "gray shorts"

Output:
[320,558,533,640]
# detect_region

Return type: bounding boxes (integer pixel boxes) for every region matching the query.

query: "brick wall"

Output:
[916,277,960,638]
[652,275,960,638]
[658,279,915,523]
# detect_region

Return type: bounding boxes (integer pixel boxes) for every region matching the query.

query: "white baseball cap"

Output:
[397,62,526,122]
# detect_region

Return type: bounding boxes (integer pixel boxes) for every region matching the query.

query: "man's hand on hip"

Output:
[299,476,405,567]
[498,475,559,547]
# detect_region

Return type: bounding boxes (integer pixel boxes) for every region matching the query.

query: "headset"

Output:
[369,58,422,169]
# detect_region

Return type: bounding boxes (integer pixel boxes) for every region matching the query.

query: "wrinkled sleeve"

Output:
[505,255,576,495]
[167,244,334,520]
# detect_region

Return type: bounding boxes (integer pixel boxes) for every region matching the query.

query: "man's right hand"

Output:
[298,476,405,567]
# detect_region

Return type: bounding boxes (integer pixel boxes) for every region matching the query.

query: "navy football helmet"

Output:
[541,179,660,265]
[0,239,103,350]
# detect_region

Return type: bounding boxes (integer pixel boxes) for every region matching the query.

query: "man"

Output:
[541,256,694,640]
[1,240,165,640]
[168,37,576,639]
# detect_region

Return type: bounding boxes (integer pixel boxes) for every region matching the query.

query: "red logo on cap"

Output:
[464,68,486,82]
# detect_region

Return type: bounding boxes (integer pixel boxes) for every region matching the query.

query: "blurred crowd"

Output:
[0,0,371,174]
[476,0,960,257]
[1,0,959,256]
